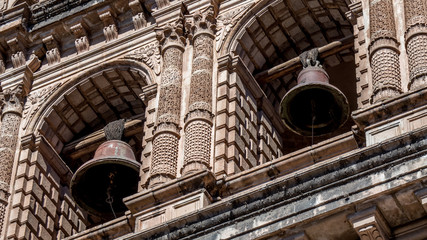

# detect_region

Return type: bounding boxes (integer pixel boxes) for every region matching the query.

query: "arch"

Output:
[25,59,154,170]
[26,59,153,136]
[219,0,357,151]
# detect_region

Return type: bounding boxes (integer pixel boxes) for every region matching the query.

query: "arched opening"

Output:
[35,63,150,226]
[229,0,357,154]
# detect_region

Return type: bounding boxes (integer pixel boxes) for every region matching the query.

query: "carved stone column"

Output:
[182,6,216,174]
[404,0,427,90]
[149,18,185,187]
[369,0,402,103]
[0,85,24,235]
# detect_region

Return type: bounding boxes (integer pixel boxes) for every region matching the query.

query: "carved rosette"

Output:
[369,0,402,103]
[404,0,427,90]
[0,85,25,234]
[149,18,186,187]
[182,6,216,174]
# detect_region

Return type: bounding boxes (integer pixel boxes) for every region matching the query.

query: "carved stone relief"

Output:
[43,35,61,65]
[99,10,118,42]
[129,0,147,30]
[125,42,161,75]
[216,3,253,52]
[22,82,62,130]
[70,23,90,53]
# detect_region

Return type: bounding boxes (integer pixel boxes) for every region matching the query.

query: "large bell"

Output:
[280,65,349,136]
[70,140,140,219]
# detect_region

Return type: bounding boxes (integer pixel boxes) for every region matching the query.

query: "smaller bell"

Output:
[70,120,140,219]
[280,49,349,136]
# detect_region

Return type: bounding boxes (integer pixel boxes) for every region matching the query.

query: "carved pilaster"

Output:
[42,35,61,65]
[98,8,118,42]
[0,84,25,235]
[182,6,216,174]
[348,207,391,240]
[6,37,26,69]
[129,0,147,30]
[70,22,89,54]
[369,0,402,103]
[149,17,186,187]
[404,0,427,90]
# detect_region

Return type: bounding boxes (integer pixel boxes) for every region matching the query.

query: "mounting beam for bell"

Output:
[70,119,141,219]
[280,48,349,136]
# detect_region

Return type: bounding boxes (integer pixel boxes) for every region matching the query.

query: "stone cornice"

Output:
[123,170,216,213]
[30,24,156,91]
[121,125,427,240]
[352,86,427,130]
[29,0,106,28]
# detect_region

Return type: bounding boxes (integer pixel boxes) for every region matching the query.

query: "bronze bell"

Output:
[70,120,140,219]
[280,49,349,136]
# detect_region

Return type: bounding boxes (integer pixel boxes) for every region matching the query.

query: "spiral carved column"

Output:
[369,0,402,103]
[404,0,427,90]
[149,19,186,187]
[0,86,24,235]
[182,6,216,175]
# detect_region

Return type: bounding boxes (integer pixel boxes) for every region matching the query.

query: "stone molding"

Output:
[117,125,427,240]
[352,85,427,131]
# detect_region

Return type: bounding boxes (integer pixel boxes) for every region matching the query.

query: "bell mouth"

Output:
[70,140,140,219]
[280,81,349,136]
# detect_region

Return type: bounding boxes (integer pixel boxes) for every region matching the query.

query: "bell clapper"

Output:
[106,172,117,219]
[311,99,316,146]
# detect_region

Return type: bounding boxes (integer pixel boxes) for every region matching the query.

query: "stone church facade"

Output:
[0,0,425,239]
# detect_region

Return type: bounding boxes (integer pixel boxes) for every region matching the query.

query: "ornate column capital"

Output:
[348,207,391,240]
[0,84,25,116]
[155,17,186,53]
[185,5,217,41]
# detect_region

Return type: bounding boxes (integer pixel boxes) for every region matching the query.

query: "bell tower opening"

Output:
[38,65,148,226]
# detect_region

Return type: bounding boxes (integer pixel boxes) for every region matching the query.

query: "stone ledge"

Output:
[352,86,427,130]
[123,170,216,214]
[119,125,427,239]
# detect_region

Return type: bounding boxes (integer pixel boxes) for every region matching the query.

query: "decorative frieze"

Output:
[98,8,119,42]
[369,0,401,103]
[404,0,427,90]
[42,35,61,65]
[70,22,90,54]
[129,0,147,30]
[149,17,186,187]
[182,5,217,174]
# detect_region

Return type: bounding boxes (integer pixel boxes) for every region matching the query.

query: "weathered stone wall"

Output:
[7,144,86,239]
